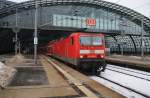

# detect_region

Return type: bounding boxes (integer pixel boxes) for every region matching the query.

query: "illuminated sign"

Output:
[86,18,96,26]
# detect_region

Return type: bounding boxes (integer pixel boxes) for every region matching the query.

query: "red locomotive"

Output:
[45,32,106,75]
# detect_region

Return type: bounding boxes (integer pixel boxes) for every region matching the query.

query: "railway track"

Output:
[106,68,150,81]
[107,65,150,77]
[90,65,150,98]
[44,55,150,98]
[98,76,150,98]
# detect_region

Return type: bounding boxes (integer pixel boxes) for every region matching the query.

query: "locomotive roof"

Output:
[70,32,104,36]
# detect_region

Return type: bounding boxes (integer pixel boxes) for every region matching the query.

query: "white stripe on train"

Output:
[80,50,104,54]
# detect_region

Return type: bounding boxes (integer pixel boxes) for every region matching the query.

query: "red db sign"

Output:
[86,18,96,26]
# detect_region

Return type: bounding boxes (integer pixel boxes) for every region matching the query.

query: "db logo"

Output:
[86,18,96,26]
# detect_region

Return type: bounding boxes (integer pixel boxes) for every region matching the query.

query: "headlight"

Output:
[80,55,83,58]
[101,55,104,58]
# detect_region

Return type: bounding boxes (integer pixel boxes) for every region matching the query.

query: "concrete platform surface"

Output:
[0,54,125,98]
[106,55,150,70]
[0,55,78,98]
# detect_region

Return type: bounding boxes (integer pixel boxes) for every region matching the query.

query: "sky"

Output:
[10,0,150,18]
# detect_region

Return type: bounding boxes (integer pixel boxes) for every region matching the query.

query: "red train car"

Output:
[47,32,106,74]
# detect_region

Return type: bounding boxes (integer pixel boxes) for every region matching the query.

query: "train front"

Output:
[78,33,106,74]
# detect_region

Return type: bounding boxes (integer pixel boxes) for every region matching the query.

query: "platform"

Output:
[106,55,150,71]
[0,54,125,98]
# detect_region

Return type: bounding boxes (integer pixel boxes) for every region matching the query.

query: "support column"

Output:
[141,19,144,57]
[34,0,38,64]
[129,35,137,54]
[111,35,121,54]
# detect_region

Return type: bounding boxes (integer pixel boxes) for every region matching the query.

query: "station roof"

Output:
[0,0,150,33]
[0,0,16,9]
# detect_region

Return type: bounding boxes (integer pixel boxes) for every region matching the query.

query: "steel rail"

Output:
[106,68,150,81]
[98,76,150,98]
[108,65,150,77]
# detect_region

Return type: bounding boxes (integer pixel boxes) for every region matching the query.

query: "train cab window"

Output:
[70,37,74,45]
[80,36,102,46]
[93,37,102,45]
